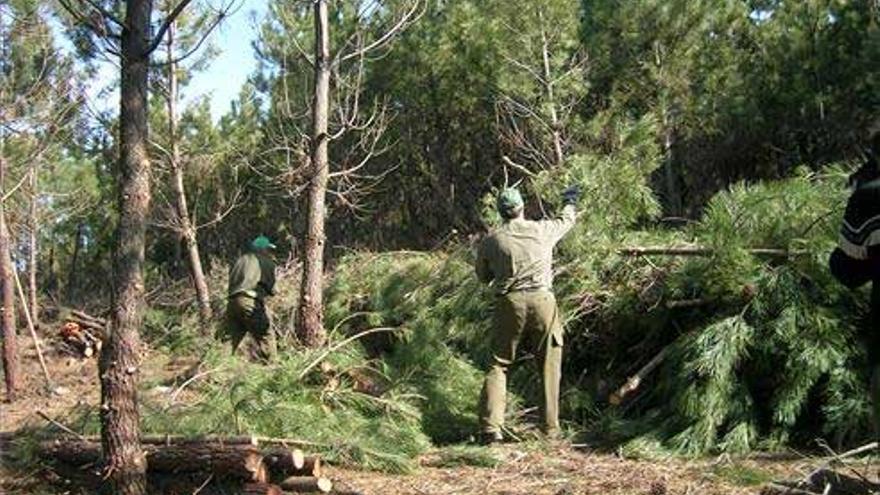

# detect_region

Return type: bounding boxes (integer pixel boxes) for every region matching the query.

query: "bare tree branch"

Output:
[145,0,197,56]
[335,0,423,64]
[149,1,235,67]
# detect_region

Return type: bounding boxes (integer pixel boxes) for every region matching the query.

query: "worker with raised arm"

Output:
[220,235,278,362]
[475,185,580,444]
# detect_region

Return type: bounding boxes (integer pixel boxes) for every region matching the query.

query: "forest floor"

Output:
[2,334,878,495]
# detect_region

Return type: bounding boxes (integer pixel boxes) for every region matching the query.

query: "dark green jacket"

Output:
[476,205,577,295]
[228,252,276,299]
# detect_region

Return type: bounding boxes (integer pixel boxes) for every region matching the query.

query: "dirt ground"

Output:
[2,334,877,495]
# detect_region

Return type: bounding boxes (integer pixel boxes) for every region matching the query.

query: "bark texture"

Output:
[40,440,267,482]
[241,483,284,495]
[0,154,18,401]
[279,476,333,493]
[296,0,331,348]
[99,1,153,492]
[27,162,38,325]
[165,18,212,324]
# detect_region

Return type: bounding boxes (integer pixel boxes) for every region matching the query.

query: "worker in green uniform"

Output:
[220,235,278,362]
[475,185,580,444]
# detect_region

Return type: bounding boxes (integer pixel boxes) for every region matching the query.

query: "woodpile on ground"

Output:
[56,309,106,358]
[38,435,344,494]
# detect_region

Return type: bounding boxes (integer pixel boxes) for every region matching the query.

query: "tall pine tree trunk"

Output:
[165,18,212,324]
[27,162,38,325]
[99,0,151,492]
[661,105,681,217]
[0,153,18,402]
[296,0,330,348]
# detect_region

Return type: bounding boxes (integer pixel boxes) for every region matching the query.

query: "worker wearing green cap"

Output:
[474,185,581,444]
[220,235,278,361]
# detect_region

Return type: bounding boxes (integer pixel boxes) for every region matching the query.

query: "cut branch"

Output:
[619,246,809,257]
[609,345,670,406]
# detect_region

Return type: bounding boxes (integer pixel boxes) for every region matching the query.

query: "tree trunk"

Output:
[661,106,681,217]
[0,154,19,402]
[27,161,38,326]
[296,0,330,348]
[539,19,564,168]
[99,0,152,493]
[165,16,212,324]
[66,223,84,305]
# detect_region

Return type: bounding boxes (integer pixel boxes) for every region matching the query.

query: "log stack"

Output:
[38,436,338,494]
[58,321,102,358]
[57,309,107,358]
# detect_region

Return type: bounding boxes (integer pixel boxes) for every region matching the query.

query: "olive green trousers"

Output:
[479,290,563,435]
[220,294,276,362]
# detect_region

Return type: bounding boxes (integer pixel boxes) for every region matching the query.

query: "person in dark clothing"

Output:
[829,133,880,439]
[219,235,278,362]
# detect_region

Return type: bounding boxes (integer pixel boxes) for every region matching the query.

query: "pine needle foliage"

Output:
[325,163,874,457]
[58,164,870,470]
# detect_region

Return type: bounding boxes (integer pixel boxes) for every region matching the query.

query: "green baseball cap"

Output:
[251,235,276,251]
[497,187,524,213]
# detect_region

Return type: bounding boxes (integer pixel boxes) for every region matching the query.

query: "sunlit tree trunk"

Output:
[0,153,18,402]
[539,17,564,168]
[99,0,152,492]
[165,16,212,324]
[27,162,38,325]
[296,0,330,348]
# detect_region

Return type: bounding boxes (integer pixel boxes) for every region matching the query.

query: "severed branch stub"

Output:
[609,346,671,406]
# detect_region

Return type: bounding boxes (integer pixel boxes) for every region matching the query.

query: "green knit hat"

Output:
[251,235,276,251]
[497,188,524,215]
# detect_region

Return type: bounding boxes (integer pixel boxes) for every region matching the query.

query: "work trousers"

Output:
[221,294,276,362]
[479,290,563,435]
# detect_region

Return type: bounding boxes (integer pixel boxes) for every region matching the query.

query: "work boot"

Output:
[478,431,504,446]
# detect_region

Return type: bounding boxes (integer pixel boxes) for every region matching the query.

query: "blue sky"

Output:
[69,0,267,122]
[182,0,268,118]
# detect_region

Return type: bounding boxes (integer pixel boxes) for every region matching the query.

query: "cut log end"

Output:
[265,449,322,479]
[242,482,284,495]
[280,476,333,493]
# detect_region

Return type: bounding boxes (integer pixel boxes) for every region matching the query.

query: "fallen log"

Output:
[280,476,333,493]
[145,444,267,483]
[40,440,267,482]
[241,482,284,495]
[264,448,323,478]
[40,440,102,467]
[69,309,107,327]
